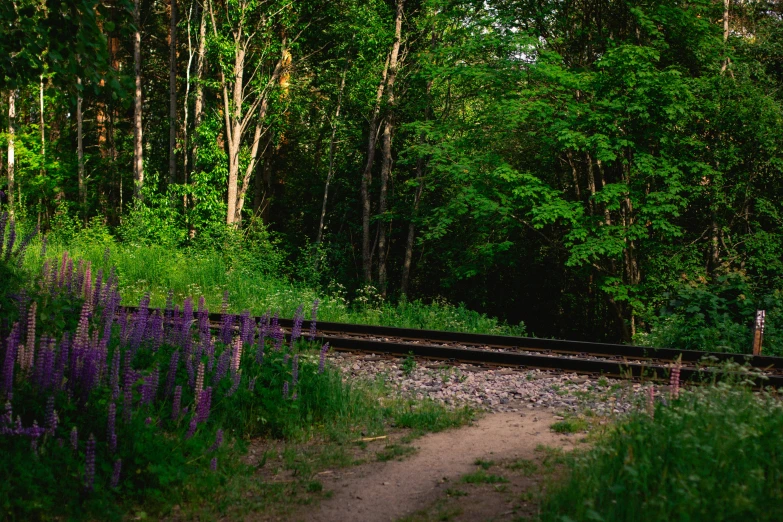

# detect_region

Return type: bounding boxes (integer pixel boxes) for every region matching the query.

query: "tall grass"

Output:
[23,232,526,336]
[541,383,783,521]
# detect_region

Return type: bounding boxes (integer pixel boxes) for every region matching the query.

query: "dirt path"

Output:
[301,411,576,522]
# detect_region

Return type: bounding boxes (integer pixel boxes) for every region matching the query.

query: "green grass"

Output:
[376,443,417,462]
[473,458,495,470]
[540,383,783,522]
[460,470,509,484]
[550,417,589,434]
[22,232,526,336]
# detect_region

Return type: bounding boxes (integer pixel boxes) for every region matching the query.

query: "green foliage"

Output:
[401,352,417,377]
[637,272,783,355]
[541,384,783,522]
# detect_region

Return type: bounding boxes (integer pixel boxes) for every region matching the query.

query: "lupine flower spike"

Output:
[309,299,319,341]
[84,434,96,491]
[647,385,655,419]
[670,365,681,399]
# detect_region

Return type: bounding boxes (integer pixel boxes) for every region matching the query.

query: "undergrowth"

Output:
[541,383,783,521]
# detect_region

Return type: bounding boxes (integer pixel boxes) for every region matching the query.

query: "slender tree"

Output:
[133,0,144,202]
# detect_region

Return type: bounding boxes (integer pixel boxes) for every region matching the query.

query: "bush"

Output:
[541,383,783,521]
[638,272,783,355]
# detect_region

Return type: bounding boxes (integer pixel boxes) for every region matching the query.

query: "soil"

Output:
[282,411,580,522]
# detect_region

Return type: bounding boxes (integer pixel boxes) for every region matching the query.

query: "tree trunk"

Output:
[401,142,425,297]
[7,91,15,215]
[721,0,730,73]
[192,2,207,168]
[169,0,178,185]
[133,0,144,203]
[361,54,391,283]
[316,60,349,246]
[77,78,86,223]
[376,0,404,296]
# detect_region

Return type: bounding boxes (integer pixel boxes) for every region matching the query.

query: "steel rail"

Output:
[118,306,783,387]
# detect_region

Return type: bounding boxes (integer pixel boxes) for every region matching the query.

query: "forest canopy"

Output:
[2,0,783,347]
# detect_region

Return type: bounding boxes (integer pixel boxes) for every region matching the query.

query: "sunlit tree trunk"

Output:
[133,0,144,203]
[77,77,86,223]
[169,0,178,185]
[7,91,16,215]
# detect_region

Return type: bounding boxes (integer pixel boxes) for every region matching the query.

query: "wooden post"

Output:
[752,310,766,356]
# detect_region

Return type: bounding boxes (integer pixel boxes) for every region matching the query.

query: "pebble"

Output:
[327,352,660,416]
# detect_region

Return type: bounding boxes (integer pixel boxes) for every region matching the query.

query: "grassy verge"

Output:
[541,383,783,521]
[22,232,525,336]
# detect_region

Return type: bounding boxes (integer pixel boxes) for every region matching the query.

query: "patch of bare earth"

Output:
[275,411,578,522]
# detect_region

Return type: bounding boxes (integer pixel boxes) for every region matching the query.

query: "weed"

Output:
[474,458,495,470]
[445,488,468,497]
[377,444,417,462]
[460,470,509,484]
[550,417,589,434]
[402,352,417,376]
[506,459,538,475]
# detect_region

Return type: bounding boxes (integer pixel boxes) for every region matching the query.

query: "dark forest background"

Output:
[2,0,783,349]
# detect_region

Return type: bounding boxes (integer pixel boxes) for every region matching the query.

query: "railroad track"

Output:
[120,306,783,388]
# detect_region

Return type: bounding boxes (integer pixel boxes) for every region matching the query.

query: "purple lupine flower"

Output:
[107,402,117,452]
[53,334,70,392]
[92,268,103,307]
[226,372,241,397]
[0,212,7,257]
[670,365,681,399]
[271,312,283,351]
[172,385,182,421]
[145,416,152,425]
[292,355,299,387]
[210,457,217,471]
[45,396,57,434]
[248,377,257,392]
[220,314,235,347]
[197,387,212,424]
[123,351,134,423]
[283,381,289,398]
[3,218,16,261]
[149,366,160,403]
[84,434,96,491]
[211,429,224,451]
[70,426,78,450]
[318,343,330,374]
[130,293,151,352]
[186,415,198,439]
[308,299,319,341]
[239,310,252,346]
[148,311,164,351]
[213,349,229,385]
[110,349,121,400]
[291,305,304,343]
[195,361,205,398]
[206,338,215,372]
[181,297,194,353]
[2,323,20,396]
[166,351,180,396]
[647,385,655,419]
[186,351,195,389]
[111,459,122,488]
[283,354,289,366]
[197,297,209,342]
[65,257,74,294]
[292,391,298,401]
[230,338,243,374]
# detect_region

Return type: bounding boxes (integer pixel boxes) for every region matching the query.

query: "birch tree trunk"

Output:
[376,0,404,295]
[77,78,86,222]
[316,60,348,246]
[168,0,178,185]
[361,53,390,282]
[7,91,16,215]
[133,0,144,202]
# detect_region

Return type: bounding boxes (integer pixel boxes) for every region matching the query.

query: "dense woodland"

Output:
[2,0,783,346]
